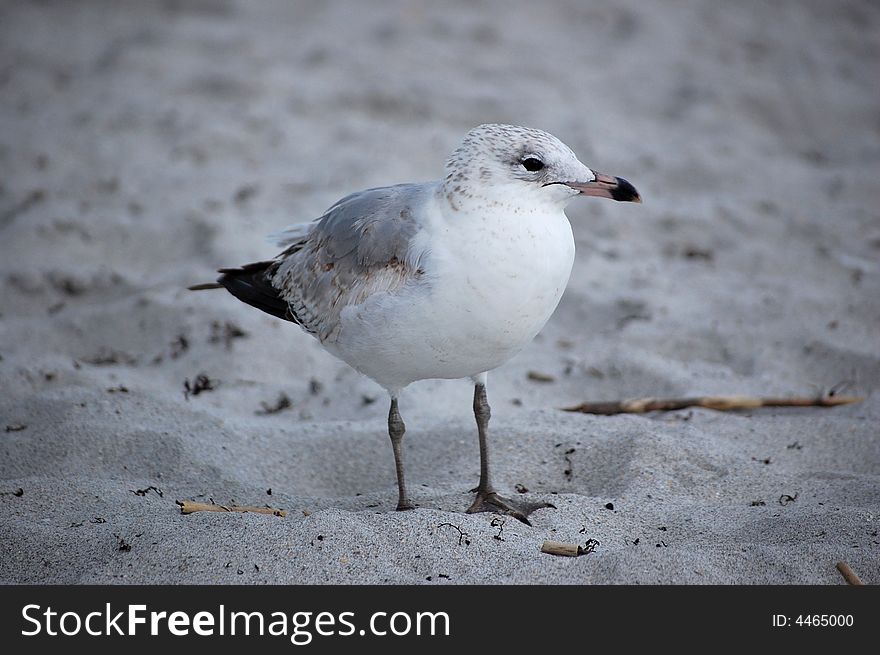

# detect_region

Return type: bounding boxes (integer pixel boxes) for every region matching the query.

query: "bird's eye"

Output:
[521,157,544,172]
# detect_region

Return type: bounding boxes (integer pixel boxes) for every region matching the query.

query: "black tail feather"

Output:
[213,261,294,322]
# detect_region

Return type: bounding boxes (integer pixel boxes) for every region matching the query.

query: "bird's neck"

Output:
[437,179,561,220]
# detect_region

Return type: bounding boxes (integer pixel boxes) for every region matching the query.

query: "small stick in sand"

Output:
[561,394,864,415]
[177,500,287,517]
[527,370,556,383]
[836,561,864,586]
[541,539,599,557]
[541,541,582,557]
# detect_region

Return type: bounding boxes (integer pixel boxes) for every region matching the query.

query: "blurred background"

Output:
[2,0,879,421]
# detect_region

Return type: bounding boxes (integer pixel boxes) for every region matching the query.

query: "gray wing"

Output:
[270,183,432,343]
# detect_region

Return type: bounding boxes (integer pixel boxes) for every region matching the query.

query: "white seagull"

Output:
[191,124,641,523]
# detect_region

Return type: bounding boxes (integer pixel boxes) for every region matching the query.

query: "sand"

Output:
[1,0,878,584]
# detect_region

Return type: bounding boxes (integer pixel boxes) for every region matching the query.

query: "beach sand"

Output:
[1,0,878,584]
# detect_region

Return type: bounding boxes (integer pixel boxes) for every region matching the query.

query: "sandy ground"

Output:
[1,0,878,584]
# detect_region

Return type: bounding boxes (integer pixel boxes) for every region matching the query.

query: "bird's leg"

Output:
[466,381,554,525]
[388,396,415,511]
[472,381,495,495]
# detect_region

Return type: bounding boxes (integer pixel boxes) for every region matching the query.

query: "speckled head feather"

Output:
[443,124,594,198]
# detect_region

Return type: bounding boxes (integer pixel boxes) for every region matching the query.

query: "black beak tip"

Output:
[612,177,641,203]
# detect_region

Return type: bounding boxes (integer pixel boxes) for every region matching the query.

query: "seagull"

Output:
[191,124,640,524]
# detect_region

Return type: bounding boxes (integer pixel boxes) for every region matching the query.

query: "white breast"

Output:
[329,192,575,392]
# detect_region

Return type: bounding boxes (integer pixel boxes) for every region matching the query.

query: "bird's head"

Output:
[444,123,641,209]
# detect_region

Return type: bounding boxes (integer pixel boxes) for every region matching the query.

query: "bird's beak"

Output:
[564,172,641,203]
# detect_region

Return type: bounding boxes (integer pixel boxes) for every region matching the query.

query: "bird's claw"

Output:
[466,490,554,525]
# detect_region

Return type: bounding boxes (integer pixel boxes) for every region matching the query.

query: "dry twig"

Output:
[836,561,864,586]
[527,370,556,383]
[177,500,287,517]
[541,539,598,557]
[541,541,581,557]
[562,394,863,415]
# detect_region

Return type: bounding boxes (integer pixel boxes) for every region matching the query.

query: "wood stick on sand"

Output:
[561,395,864,416]
[541,541,584,557]
[177,500,287,517]
[836,561,864,586]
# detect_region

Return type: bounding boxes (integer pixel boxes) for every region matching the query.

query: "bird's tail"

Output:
[188,261,294,323]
